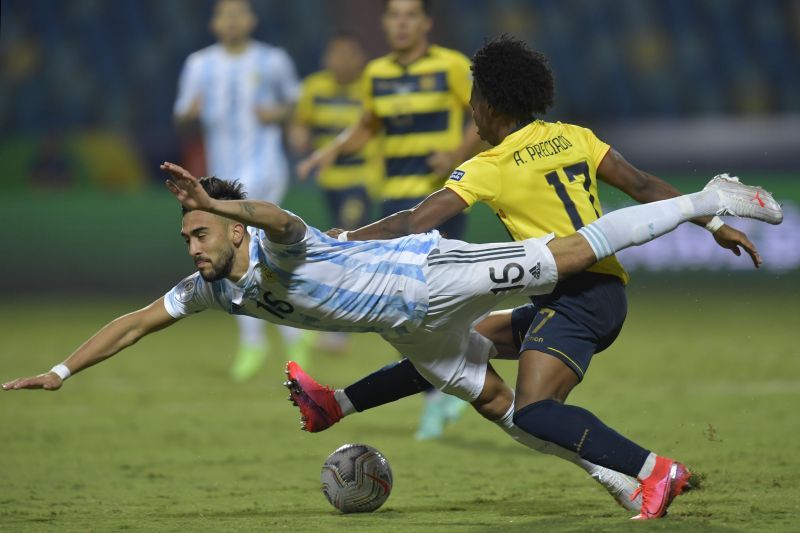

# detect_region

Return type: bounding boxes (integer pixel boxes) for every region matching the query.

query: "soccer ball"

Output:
[320,443,393,513]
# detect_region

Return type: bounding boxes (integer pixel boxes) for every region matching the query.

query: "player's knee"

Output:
[471,384,513,421]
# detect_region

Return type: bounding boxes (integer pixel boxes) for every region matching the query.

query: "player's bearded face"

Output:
[197,243,236,282]
[182,213,238,282]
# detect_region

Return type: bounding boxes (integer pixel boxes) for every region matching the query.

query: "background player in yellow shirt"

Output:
[290,32,380,232]
[298,0,483,238]
[288,36,761,518]
[298,0,485,439]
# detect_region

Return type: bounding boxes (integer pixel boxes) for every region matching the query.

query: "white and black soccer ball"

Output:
[321,443,393,513]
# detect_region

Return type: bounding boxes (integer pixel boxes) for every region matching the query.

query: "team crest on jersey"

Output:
[449,169,465,181]
[419,75,437,91]
[258,264,276,282]
[176,279,196,303]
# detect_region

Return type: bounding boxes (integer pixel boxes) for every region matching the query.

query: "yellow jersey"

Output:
[362,45,472,200]
[445,120,628,283]
[295,70,381,192]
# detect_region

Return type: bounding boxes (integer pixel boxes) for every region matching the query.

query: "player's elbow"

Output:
[273,215,306,244]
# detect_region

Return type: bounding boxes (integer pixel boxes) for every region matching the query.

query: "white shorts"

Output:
[384,235,558,401]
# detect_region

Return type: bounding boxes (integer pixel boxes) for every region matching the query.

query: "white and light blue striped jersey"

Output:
[164,224,441,338]
[174,41,300,201]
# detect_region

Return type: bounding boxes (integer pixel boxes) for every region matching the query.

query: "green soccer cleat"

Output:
[229,344,267,383]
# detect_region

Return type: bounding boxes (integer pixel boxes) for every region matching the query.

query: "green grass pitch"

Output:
[1,283,798,532]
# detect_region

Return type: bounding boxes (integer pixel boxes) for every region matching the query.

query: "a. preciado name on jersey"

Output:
[513,135,573,165]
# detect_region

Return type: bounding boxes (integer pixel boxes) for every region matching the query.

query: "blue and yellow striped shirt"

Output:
[363,45,472,200]
[295,70,381,192]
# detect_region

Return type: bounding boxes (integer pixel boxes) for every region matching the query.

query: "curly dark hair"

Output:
[471,35,555,122]
[181,176,247,215]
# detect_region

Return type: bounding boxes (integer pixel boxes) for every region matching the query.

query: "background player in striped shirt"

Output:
[298,0,483,238]
[173,0,308,382]
[289,32,381,237]
[298,0,486,439]
[4,161,781,519]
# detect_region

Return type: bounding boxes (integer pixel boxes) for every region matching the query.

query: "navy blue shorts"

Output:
[324,186,372,230]
[381,197,467,240]
[510,272,627,381]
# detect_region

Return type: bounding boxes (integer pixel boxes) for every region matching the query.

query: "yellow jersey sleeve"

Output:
[448,51,472,108]
[576,125,611,168]
[361,61,378,114]
[443,157,499,207]
[294,76,315,124]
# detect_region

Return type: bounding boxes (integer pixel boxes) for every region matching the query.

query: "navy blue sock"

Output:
[513,399,650,477]
[344,358,433,412]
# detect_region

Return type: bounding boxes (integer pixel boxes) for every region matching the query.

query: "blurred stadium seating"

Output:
[1,0,798,294]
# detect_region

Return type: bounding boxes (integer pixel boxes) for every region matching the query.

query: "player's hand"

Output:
[297,147,338,182]
[427,151,457,178]
[712,224,762,268]
[256,105,285,125]
[2,372,63,391]
[177,98,202,122]
[326,228,345,239]
[162,161,213,211]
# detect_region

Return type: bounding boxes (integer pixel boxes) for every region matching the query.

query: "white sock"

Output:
[578,190,721,261]
[334,389,356,416]
[637,453,658,480]
[236,315,266,347]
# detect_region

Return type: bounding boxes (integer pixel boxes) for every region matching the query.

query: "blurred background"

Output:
[1,0,799,295]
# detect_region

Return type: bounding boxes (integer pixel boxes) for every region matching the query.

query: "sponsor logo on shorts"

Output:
[530,263,541,279]
[449,169,465,181]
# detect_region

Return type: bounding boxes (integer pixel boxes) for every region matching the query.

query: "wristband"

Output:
[705,216,724,233]
[50,363,71,381]
[337,231,350,242]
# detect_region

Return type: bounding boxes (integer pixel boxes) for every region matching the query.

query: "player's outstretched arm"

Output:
[162,162,306,245]
[597,149,761,267]
[343,188,468,241]
[2,298,177,392]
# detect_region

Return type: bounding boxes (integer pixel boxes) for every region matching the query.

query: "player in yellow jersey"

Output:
[298,0,483,238]
[287,36,763,518]
[290,32,380,232]
[298,0,485,440]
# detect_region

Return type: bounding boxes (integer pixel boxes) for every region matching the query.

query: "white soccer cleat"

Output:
[590,468,642,512]
[704,173,783,225]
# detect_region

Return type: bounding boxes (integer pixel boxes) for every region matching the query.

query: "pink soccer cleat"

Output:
[284,361,343,432]
[631,456,692,520]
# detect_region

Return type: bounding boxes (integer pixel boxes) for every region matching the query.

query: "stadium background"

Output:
[1,1,799,531]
